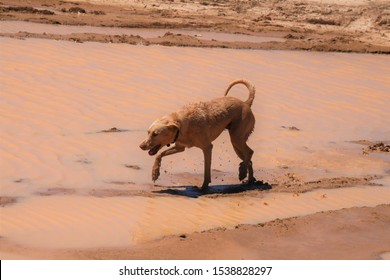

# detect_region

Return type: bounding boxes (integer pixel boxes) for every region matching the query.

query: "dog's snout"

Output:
[139,141,147,150]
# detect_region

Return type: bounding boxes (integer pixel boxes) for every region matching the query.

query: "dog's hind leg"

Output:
[229,133,256,183]
[232,145,250,180]
[235,142,255,182]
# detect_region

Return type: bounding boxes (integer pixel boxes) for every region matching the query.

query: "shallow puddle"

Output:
[1,37,389,195]
[0,20,285,43]
[1,36,389,251]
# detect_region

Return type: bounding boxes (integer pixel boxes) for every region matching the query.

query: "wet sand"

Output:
[72,204,390,260]
[1,0,389,53]
[1,204,389,260]
[1,0,390,260]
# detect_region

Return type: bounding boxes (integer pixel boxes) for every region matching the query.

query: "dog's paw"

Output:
[152,158,162,182]
[243,177,257,185]
[239,162,248,181]
[152,166,160,182]
[201,182,210,190]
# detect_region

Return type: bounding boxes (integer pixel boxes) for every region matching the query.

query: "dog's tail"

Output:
[224,79,256,107]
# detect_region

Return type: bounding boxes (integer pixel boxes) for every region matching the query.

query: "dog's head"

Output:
[139,117,179,156]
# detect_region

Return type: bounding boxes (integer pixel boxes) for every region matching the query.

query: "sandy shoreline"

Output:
[1,204,390,260]
[1,1,390,260]
[1,0,390,53]
[70,204,390,260]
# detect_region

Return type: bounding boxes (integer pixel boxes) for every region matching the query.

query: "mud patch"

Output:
[2,32,149,45]
[63,7,86,14]
[13,178,28,183]
[36,188,76,196]
[124,164,141,170]
[0,6,54,15]
[75,158,92,164]
[154,31,202,47]
[0,196,17,207]
[108,181,135,185]
[351,140,390,154]
[89,188,144,197]
[99,127,130,133]
[364,142,390,154]
[281,126,300,131]
[271,174,382,193]
[350,140,375,146]
[307,18,341,26]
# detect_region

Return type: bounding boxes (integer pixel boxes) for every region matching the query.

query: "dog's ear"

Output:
[166,121,180,147]
[167,121,180,130]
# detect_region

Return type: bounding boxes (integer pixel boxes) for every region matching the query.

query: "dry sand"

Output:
[0,0,390,260]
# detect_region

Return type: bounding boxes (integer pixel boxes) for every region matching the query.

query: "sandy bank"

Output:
[1,0,389,53]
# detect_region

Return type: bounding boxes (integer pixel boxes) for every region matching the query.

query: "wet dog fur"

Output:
[139,79,256,189]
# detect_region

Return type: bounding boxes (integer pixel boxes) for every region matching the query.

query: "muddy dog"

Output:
[139,79,256,189]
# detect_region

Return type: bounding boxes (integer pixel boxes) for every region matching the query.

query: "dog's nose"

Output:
[139,142,147,150]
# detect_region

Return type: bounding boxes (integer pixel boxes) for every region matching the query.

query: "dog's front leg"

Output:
[201,144,213,189]
[152,145,185,182]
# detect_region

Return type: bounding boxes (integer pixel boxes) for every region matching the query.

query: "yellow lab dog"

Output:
[140,79,256,189]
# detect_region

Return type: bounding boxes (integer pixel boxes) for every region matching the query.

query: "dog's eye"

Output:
[152,131,158,137]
